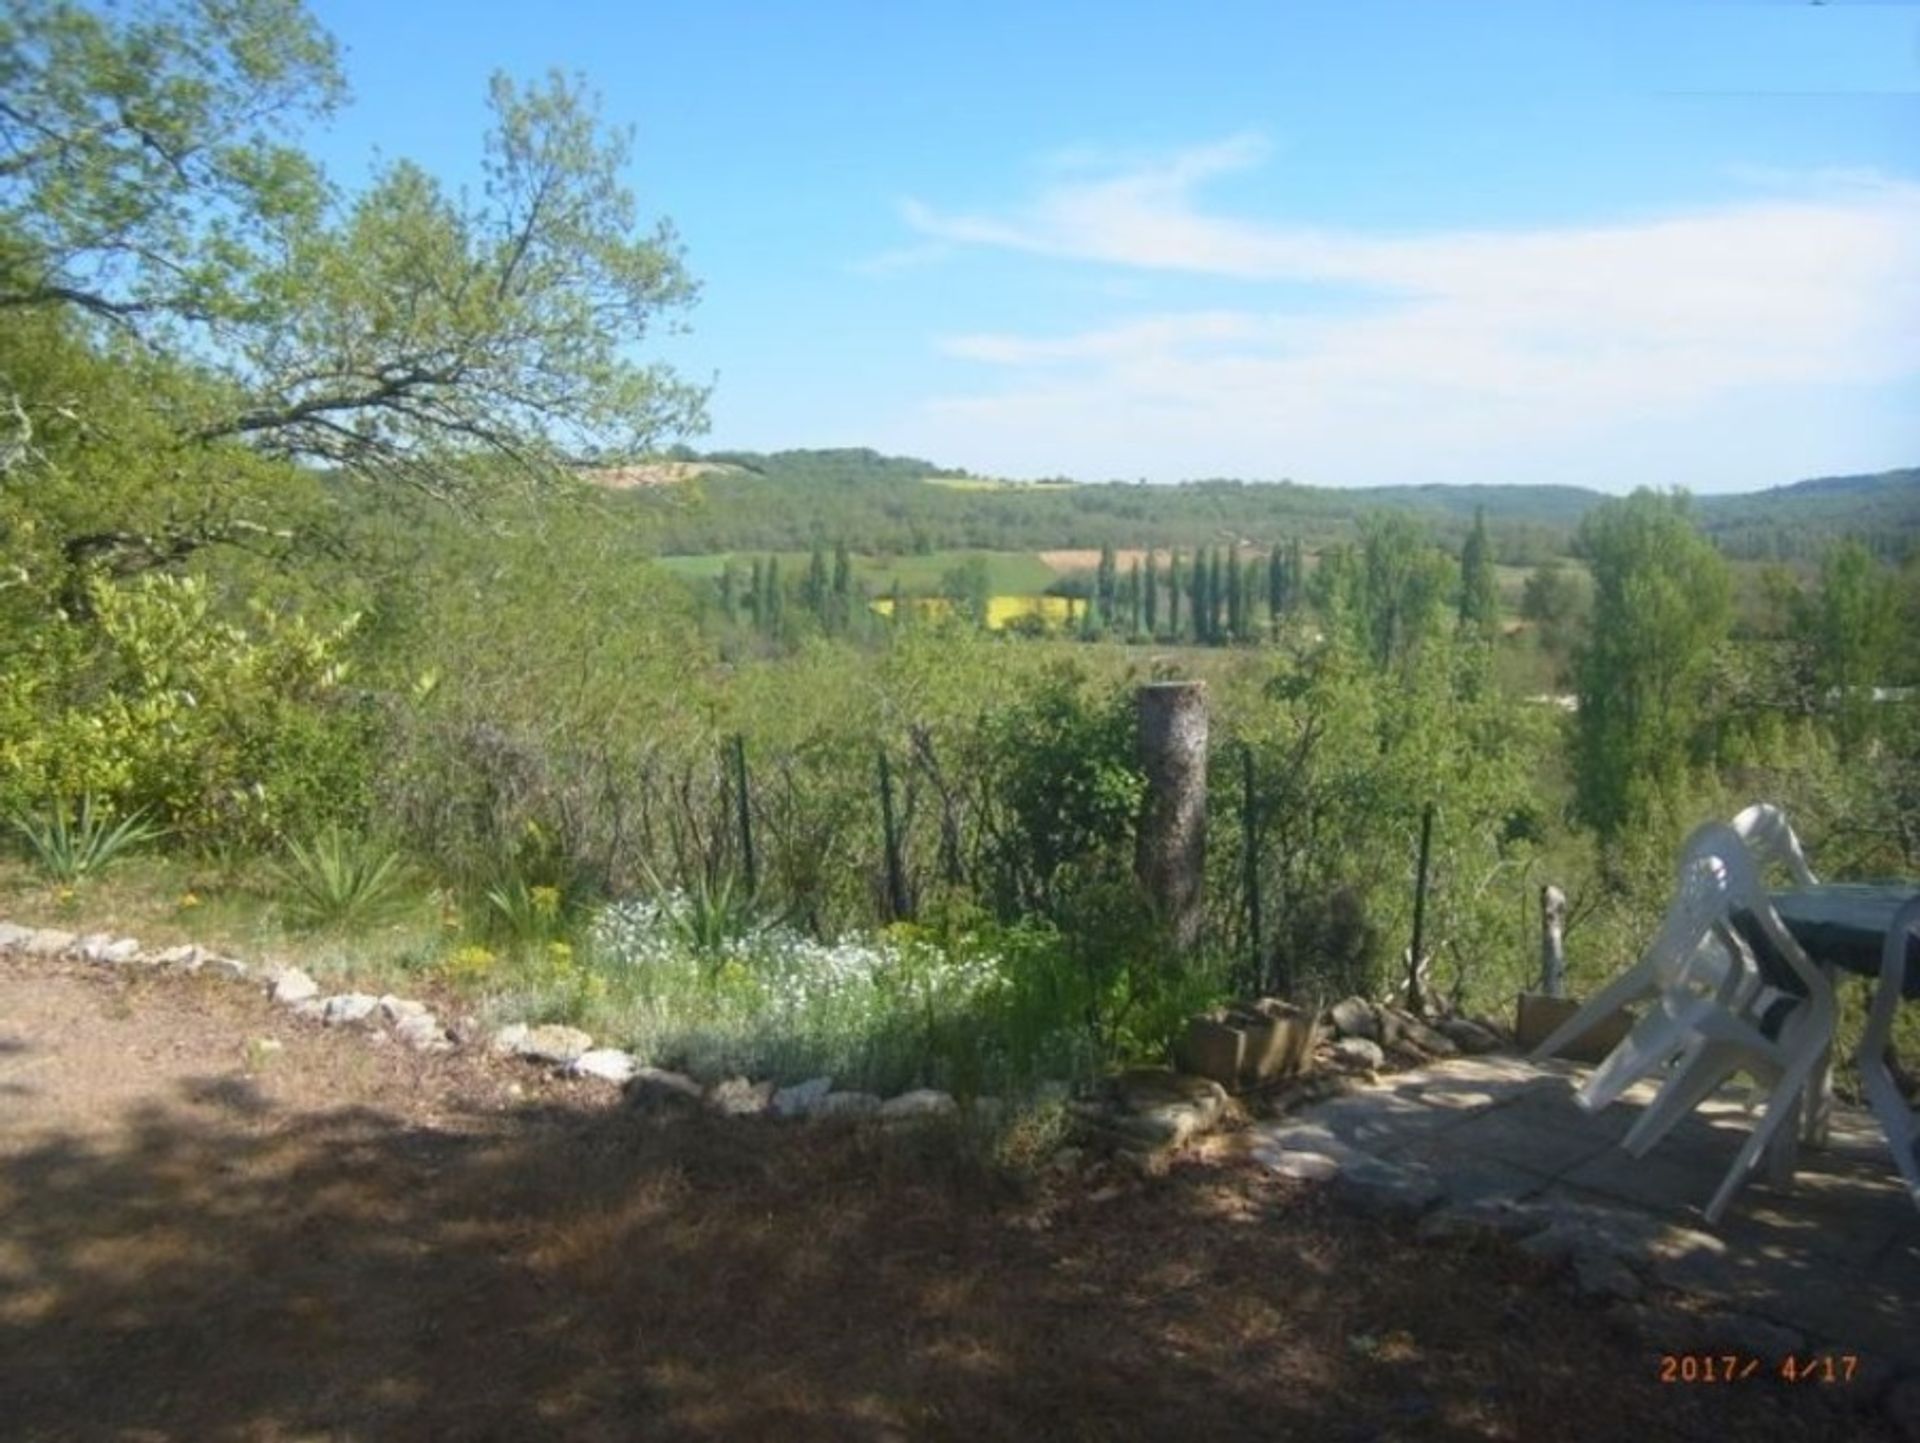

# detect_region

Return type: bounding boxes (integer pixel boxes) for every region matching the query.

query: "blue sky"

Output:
[308,1,1920,491]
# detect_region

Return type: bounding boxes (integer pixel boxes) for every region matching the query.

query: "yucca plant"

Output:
[484,875,570,950]
[8,794,164,883]
[643,864,764,957]
[272,827,413,932]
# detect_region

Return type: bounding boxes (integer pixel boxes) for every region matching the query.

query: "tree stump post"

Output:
[1135,681,1209,956]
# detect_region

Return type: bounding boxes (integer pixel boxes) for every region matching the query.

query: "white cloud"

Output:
[889,139,1920,487]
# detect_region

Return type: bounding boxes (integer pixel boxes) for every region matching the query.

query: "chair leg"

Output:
[1853,901,1920,1210]
[1623,1038,1760,1158]
[1704,1052,1823,1226]
[1578,1005,1696,1115]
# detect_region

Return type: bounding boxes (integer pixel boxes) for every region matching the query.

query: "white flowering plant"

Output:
[574,890,1101,1095]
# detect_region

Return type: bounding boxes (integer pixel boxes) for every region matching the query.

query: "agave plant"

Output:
[272,827,413,932]
[8,795,163,883]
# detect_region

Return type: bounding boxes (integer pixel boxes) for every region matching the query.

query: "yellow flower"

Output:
[531,885,562,919]
[445,945,498,980]
[178,891,202,910]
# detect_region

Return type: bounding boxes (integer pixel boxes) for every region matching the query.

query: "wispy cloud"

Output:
[889,138,1920,485]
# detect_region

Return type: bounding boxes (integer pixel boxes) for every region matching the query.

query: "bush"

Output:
[0,575,376,848]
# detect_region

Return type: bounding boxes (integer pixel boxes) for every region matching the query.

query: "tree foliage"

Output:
[1572,491,1732,839]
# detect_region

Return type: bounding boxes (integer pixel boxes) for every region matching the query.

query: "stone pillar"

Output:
[1135,681,1208,955]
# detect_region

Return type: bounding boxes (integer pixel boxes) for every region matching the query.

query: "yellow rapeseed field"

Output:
[870,594,1083,630]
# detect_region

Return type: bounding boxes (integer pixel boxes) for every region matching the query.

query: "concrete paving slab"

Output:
[1258,1052,1920,1370]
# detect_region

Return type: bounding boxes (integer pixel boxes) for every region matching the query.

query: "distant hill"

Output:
[618,449,1918,563]
[1694,468,1920,561]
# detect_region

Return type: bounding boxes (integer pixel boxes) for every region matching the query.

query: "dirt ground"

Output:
[0,956,1889,1442]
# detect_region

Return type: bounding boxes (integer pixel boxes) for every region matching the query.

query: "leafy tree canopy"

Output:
[2,0,704,513]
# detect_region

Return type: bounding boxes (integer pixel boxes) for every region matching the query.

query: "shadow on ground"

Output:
[0,1078,1896,1442]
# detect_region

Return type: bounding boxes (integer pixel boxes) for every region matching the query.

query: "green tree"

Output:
[1573,491,1732,838]
[1458,506,1498,640]
[1144,548,1160,635]
[1167,550,1183,638]
[1208,548,1225,644]
[1358,514,1450,670]
[940,556,993,630]
[1794,540,1898,756]
[2,0,706,582]
[1520,558,1589,663]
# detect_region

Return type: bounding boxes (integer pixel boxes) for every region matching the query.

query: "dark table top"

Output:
[1762,884,1920,998]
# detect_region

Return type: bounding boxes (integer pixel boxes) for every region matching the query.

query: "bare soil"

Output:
[0,956,1885,1441]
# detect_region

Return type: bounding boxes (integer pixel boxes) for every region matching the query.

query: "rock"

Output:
[489,1023,530,1055]
[880,1088,958,1122]
[1328,996,1379,1041]
[394,1013,452,1052]
[289,998,326,1022]
[0,921,34,950]
[24,928,76,957]
[770,1076,834,1118]
[1328,1037,1386,1072]
[320,992,379,1026]
[626,1066,704,1107]
[378,995,430,1024]
[206,956,249,980]
[84,936,142,964]
[266,966,319,1005]
[1571,1250,1643,1302]
[514,1024,594,1065]
[811,1090,883,1119]
[1884,1376,1920,1442]
[154,944,206,968]
[1255,1148,1344,1183]
[706,1076,775,1117]
[570,1049,638,1083]
[1435,1017,1503,1055]
[72,932,115,961]
[1378,1007,1459,1058]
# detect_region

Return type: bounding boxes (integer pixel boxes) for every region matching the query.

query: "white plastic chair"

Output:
[1855,895,1920,1208]
[1530,804,1813,1121]
[1530,827,1762,1115]
[1625,803,1831,1156]
[1603,824,1836,1223]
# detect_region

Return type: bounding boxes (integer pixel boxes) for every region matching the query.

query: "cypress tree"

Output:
[1182,544,1198,640]
[1459,506,1498,639]
[805,545,829,621]
[765,556,784,632]
[1267,544,1285,634]
[1227,551,1244,641]
[749,557,766,629]
[1288,538,1306,613]
[1208,549,1225,643]
[1144,548,1159,635]
[1129,558,1144,635]
[1168,550,1183,637]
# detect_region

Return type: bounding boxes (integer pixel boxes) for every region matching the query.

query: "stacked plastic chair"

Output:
[1532,811,1836,1224]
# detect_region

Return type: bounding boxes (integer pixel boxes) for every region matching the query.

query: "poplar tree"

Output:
[1144,549,1160,635]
